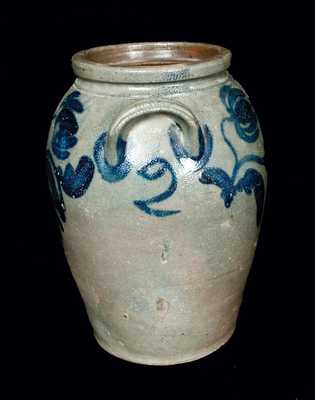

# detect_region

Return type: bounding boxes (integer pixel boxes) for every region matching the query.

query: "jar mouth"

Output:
[72,42,231,83]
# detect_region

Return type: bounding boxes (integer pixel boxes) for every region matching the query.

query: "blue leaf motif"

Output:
[200,167,232,188]
[235,168,265,226]
[200,167,236,207]
[64,91,84,113]
[52,128,78,160]
[62,156,95,199]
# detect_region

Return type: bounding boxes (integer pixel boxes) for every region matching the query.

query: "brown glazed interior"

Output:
[72,42,231,83]
[83,42,226,67]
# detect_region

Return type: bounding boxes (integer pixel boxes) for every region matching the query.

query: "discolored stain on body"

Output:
[156,298,170,316]
[160,240,170,264]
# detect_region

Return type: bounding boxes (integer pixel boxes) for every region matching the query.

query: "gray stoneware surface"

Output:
[46,42,267,365]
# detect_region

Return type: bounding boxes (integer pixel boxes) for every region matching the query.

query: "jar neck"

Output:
[74,71,230,98]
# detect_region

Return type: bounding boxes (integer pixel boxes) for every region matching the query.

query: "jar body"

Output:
[46,70,266,365]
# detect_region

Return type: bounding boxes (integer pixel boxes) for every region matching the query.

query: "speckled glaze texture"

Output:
[46,42,267,365]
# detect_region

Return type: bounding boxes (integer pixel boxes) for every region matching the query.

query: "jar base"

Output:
[94,329,235,366]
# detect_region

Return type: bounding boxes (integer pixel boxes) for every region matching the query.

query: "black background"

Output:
[2,3,313,398]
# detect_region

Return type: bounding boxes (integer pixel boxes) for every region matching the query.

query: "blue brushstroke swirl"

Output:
[134,158,180,217]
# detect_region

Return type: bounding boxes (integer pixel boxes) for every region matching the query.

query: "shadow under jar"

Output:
[46,42,267,365]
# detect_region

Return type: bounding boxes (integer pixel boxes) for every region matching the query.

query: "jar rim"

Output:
[72,42,231,83]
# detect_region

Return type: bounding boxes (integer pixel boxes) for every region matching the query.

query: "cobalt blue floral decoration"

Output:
[219,85,259,143]
[199,84,265,226]
[199,167,236,208]
[52,91,84,160]
[62,156,95,199]
[48,91,95,227]
[46,43,268,365]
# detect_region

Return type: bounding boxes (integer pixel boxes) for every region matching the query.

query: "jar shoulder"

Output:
[47,75,266,169]
[46,76,267,232]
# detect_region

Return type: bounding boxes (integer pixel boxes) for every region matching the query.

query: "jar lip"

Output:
[72,42,231,83]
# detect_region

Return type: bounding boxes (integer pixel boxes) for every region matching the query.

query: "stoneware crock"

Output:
[46,42,267,365]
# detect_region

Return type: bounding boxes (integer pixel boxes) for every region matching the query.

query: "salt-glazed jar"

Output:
[46,42,267,365]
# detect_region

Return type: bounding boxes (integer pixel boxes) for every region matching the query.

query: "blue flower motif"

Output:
[47,91,95,229]
[198,86,266,227]
[51,91,84,160]
[220,85,259,143]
